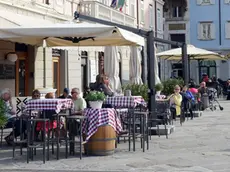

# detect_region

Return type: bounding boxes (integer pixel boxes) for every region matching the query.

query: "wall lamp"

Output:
[5,52,18,62]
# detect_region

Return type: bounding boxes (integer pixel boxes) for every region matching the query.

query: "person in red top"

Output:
[202,74,209,83]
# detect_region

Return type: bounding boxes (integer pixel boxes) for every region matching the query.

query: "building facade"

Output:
[190,0,230,81]
[0,0,165,99]
[160,0,190,80]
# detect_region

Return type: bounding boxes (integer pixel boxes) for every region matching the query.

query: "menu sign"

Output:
[0,64,15,79]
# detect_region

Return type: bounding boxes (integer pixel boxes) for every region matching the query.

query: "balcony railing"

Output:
[80,1,136,27]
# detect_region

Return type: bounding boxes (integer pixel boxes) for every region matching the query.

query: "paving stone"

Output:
[1,100,230,171]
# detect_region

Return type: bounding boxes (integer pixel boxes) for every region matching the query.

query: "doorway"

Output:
[53,57,60,96]
[199,60,216,81]
[15,52,28,97]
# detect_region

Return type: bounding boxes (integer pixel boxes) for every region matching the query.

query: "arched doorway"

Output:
[199,60,216,81]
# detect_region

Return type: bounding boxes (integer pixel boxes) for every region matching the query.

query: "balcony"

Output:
[80,1,136,27]
[163,0,188,21]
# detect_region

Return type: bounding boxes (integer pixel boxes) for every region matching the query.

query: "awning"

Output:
[156,44,227,60]
[0,22,145,46]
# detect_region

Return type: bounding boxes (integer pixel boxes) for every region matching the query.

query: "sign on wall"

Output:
[0,64,15,79]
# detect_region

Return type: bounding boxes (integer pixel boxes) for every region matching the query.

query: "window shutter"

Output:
[197,23,202,40]
[225,22,230,39]
[211,23,216,39]
[197,0,203,5]
[210,0,215,4]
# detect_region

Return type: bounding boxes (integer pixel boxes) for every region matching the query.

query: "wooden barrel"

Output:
[84,125,116,156]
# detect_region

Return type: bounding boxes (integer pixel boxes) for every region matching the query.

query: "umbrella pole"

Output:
[147,31,156,117]
[182,43,189,85]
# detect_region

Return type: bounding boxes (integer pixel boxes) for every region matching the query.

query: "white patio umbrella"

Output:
[104,46,121,92]
[129,46,143,84]
[154,44,161,84]
[0,22,144,47]
[156,44,227,60]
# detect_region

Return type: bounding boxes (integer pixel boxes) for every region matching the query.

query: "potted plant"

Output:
[155,83,164,96]
[0,99,7,128]
[122,84,148,102]
[162,78,184,96]
[85,91,106,109]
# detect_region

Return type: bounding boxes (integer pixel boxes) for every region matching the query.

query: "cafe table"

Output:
[105,96,146,109]
[82,108,122,156]
[25,98,74,160]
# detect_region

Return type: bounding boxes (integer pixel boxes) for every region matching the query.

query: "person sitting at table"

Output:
[36,92,57,139]
[169,85,182,120]
[71,88,87,114]
[58,88,72,99]
[95,75,114,97]
[2,88,26,145]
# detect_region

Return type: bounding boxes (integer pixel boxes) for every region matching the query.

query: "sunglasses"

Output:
[71,92,78,94]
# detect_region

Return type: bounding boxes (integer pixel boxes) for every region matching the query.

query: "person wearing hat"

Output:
[58,88,72,99]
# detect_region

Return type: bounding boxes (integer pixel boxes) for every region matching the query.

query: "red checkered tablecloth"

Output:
[25,98,74,113]
[105,96,146,108]
[82,108,122,142]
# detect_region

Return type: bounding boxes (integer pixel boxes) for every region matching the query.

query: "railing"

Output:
[81,1,136,27]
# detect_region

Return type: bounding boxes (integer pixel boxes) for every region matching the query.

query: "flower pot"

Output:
[89,101,103,109]
[156,91,161,96]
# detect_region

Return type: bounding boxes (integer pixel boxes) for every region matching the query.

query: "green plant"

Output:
[0,99,7,128]
[162,78,184,96]
[122,84,149,102]
[155,83,164,91]
[85,91,106,101]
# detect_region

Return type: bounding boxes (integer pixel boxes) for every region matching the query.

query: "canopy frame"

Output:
[74,11,189,118]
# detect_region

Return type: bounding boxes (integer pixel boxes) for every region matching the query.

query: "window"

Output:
[197,0,215,5]
[225,0,230,4]
[225,21,230,39]
[149,4,153,29]
[172,6,182,17]
[157,8,162,31]
[130,3,135,17]
[198,22,215,40]
[140,0,144,23]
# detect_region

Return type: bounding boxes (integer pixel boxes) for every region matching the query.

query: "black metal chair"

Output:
[66,115,87,159]
[26,110,50,164]
[148,100,171,139]
[117,107,149,152]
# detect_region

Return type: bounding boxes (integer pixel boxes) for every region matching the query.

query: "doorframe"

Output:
[15,52,28,96]
[52,56,60,96]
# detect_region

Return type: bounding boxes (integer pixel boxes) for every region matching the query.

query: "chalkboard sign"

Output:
[0,64,15,79]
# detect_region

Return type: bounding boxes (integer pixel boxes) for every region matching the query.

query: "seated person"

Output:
[36,92,57,136]
[95,75,114,97]
[71,88,87,114]
[58,88,72,99]
[2,88,27,145]
[181,86,195,120]
[169,85,182,120]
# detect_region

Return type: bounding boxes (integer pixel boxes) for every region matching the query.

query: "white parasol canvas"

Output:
[104,46,122,92]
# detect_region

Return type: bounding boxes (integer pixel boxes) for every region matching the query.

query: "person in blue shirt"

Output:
[181,85,195,120]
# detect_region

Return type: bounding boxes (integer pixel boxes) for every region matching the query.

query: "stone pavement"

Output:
[1,101,230,172]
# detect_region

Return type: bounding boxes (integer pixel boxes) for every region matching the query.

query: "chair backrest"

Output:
[11,97,32,116]
[155,101,170,114]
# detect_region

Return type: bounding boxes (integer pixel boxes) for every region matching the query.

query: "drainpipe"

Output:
[218,0,222,45]
[43,47,46,88]
[136,0,139,29]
